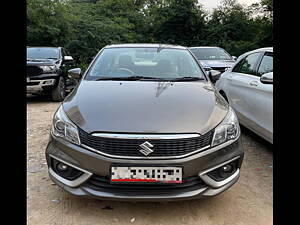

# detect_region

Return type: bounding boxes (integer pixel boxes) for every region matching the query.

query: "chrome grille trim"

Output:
[81,143,210,159]
[91,133,200,139]
[79,129,214,159]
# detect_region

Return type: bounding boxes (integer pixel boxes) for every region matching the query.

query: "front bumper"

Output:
[46,134,243,201]
[27,78,56,93]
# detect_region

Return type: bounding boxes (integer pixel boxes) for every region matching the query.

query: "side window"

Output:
[258,52,273,76]
[232,52,261,75]
[232,58,245,73]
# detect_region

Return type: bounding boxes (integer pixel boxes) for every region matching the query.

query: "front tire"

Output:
[51,77,66,102]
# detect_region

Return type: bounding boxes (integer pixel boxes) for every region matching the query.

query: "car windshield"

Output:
[190,47,232,60]
[85,47,205,80]
[27,47,60,59]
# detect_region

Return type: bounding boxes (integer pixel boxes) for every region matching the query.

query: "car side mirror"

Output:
[208,70,222,83]
[260,72,273,84]
[68,68,82,79]
[232,56,237,61]
[64,56,74,62]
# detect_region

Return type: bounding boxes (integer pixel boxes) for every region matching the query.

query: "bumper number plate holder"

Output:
[110,166,183,184]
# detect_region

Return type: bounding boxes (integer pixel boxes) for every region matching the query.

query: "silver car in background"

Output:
[215,47,273,143]
[189,46,237,73]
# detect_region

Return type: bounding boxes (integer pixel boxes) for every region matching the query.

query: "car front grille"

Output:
[78,128,214,158]
[85,174,206,192]
[27,81,39,86]
[27,66,43,77]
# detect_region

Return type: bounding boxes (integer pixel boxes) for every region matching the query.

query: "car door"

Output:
[254,51,273,141]
[61,48,76,89]
[223,52,263,128]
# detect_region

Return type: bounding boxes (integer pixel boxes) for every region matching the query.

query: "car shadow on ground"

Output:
[27,94,54,104]
[60,192,220,218]
[240,125,273,152]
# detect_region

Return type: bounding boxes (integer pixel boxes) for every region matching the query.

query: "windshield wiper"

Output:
[170,76,205,81]
[93,76,204,81]
[94,76,160,81]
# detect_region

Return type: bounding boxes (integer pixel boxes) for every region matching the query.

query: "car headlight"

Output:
[211,107,240,147]
[51,105,80,145]
[40,65,55,72]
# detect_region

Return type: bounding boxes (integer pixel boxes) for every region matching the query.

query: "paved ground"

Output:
[27,95,273,225]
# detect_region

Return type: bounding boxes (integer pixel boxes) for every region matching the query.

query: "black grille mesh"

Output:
[27,66,43,77]
[79,128,214,158]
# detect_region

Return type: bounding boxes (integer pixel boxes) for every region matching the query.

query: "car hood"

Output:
[63,80,228,135]
[199,60,235,69]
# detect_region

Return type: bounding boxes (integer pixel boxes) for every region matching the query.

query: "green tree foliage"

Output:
[27,0,76,46]
[248,0,273,48]
[27,0,273,66]
[145,0,207,46]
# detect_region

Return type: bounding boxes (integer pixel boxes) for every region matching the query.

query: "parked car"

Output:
[27,46,79,101]
[215,47,273,143]
[46,44,244,201]
[189,46,237,82]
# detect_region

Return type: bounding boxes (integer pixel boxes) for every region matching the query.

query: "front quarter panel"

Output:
[215,71,230,96]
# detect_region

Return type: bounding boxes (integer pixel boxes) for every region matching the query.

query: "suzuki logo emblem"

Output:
[139,141,154,156]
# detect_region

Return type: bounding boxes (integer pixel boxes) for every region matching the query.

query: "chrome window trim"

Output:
[49,154,92,187]
[91,133,200,139]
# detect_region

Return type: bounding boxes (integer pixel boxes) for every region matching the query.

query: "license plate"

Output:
[111,166,183,183]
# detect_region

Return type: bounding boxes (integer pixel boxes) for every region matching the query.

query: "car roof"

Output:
[189,46,221,49]
[27,46,61,49]
[251,47,273,53]
[238,47,273,59]
[104,43,187,50]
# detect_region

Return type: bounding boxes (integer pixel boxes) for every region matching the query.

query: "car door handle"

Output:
[249,81,258,86]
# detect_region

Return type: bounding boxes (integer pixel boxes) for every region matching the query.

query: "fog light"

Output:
[51,158,83,181]
[221,164,232,173]
[207,160,239,182]
[57,163,68,172]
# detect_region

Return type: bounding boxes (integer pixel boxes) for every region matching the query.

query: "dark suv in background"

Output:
[27,47,79,101]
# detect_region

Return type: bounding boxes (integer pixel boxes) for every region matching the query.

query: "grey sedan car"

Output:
[46,44,244,201]
[189,46,236,73]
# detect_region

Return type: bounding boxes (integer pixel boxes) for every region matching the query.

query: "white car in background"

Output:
[215,47,273,143]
